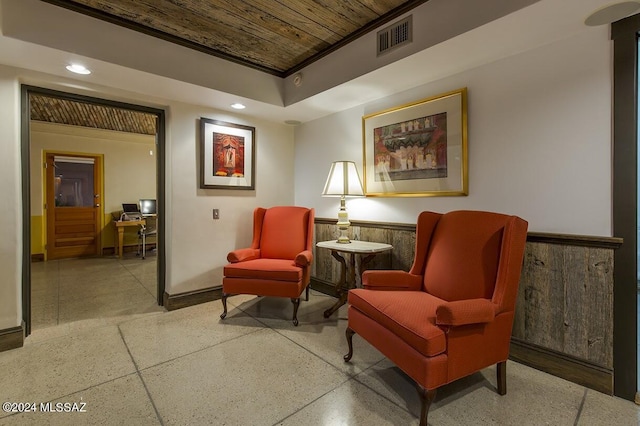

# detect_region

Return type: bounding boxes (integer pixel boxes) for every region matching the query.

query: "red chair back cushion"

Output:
[423,211,505,301]
[260,206,310,259]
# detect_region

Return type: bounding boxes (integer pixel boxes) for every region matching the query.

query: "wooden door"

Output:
[45,153,102,260]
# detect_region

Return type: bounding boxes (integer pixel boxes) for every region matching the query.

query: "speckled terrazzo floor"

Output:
[0,257,638,425]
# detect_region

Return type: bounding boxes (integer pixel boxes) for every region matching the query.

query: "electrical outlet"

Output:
[213,209,220,219]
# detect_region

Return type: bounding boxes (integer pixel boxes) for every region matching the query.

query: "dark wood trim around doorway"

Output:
[21,85,167,337]
[611,14,640,402]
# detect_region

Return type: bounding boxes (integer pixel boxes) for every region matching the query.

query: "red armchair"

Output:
[344,210,528,425]
[220,206,314,326]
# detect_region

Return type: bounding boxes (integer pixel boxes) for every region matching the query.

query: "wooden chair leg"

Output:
[305,285,310,301]
[220,293,228,319]
[291,298,300,326]
[416,385,437,426]
[343,327,355,361]
[497,360,507,395]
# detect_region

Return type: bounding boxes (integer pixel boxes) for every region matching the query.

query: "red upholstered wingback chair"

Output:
[344,210,528,426]
[220,206,314,326]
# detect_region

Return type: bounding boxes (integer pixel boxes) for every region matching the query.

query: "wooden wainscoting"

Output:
[311,218,623,394]
[313,218,415,288]
[512,232,621,394]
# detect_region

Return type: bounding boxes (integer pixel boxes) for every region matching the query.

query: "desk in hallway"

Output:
[114,219,145,258]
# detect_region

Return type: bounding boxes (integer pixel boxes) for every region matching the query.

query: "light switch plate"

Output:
[213,209,220,219]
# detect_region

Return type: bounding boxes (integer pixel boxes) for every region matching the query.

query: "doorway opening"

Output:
[637,34,640,402]
[612,13,640,403]
[21,85,167,337]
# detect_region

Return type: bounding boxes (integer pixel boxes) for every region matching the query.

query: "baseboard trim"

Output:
[31,253,44,262]
[0,324,24,353]
[102,244,157,256]
[509,338,613,395]
[163,286,223,311]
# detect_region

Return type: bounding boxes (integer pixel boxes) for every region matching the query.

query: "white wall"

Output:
[283,0,539,105]
[295,27,612,237]
[164,102,295,294]
[0,66,21,330]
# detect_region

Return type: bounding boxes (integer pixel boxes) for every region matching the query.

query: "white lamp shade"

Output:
[322,161,364,196]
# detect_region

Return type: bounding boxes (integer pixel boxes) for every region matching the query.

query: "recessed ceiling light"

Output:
[65,64,91,75]
[230,103,246,110]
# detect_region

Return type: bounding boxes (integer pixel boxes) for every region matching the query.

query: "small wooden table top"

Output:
[316,240,393,254]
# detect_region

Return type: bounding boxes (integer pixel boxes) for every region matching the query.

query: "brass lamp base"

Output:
[336,198,351,243]
[336,224,351,243]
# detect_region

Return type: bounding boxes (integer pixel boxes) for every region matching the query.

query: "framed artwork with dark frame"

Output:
[362,88,468,197]
[199,118,255,190]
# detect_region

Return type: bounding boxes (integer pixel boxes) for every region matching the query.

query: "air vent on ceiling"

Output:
[377,16,412,56]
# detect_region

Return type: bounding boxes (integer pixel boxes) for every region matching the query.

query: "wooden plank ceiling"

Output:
[30,94,157,135]
[41,0,426,76]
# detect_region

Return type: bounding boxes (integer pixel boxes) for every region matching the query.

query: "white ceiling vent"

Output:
[377,16,412,56]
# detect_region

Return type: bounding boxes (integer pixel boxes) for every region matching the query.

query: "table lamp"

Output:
[322,161,364,243]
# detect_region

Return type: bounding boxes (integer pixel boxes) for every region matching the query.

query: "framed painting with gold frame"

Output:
[200,118,255,190]
[362,88,468,197]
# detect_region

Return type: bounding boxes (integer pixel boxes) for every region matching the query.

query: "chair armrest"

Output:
[435,299,497,326]
[227,248,260,263]
[362,270,423,291]
[295,250,313,267]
